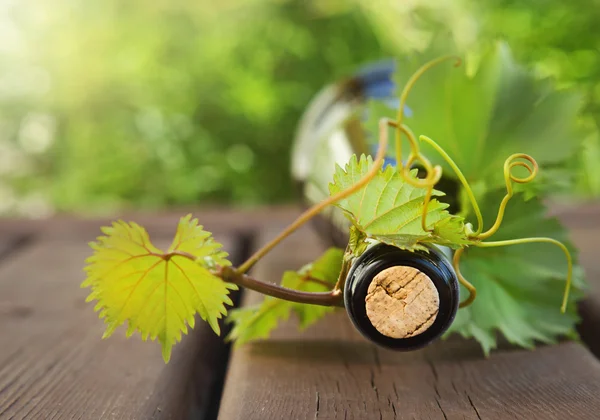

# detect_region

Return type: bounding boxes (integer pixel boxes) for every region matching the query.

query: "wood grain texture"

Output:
[218,220,600,420]
[0,226,242,420]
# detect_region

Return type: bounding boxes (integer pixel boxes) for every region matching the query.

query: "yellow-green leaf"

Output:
[82,214,236,362]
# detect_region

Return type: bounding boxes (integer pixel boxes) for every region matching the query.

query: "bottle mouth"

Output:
[344,243,459,351]
[365,265,440,339]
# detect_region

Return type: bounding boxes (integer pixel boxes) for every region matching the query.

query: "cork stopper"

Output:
[365,266,439,339]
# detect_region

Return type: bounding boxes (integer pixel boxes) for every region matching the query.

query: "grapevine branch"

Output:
[159,250,345,306]
[223,55,573,312]
[218,266,344,307]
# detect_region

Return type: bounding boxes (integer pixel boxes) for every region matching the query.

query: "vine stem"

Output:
[166,251,344,307]
[395,125,442,233]
[452,248,477,308]
[475,237,573,313]
[236,118,392,275]
[395,55,461,167]
[390,54,460,233]
[418,135,484,236]
[217,266,345,307]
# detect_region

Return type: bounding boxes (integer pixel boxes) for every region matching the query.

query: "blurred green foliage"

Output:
[474,0,600,196]
[0,0,598,216]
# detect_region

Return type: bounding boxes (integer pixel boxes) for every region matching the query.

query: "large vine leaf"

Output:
[366,42,583,194]
[446,190,586,354]
[328,154,473,250]
[227,247,343,345]
[82,214,237,362]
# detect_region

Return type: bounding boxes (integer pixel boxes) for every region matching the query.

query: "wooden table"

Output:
[0,205,599,419]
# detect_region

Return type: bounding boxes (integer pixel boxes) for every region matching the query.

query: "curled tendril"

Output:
[398,126,442,232]
[385,55,573,312]
[478,154,539,240]
[394,57,459,233]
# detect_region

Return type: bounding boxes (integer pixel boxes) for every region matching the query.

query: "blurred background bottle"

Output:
[291,60,399,247]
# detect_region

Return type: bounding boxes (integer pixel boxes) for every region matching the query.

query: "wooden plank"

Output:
[0,234,32,264]
[218,224,600,420]
[0,238,17,262]
[549,201,600,228]
[0,225,244,420]
[569,225,600,358]
[552,204,600,357]
[0,206,300,240]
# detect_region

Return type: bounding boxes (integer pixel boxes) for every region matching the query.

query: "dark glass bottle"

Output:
[344,243,459,350]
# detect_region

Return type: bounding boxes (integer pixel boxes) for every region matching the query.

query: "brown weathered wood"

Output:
[561,212,600,358]
[0,234,30,263]
[218,217,600,420]
[0,238,16,261]
[0,224,243,420]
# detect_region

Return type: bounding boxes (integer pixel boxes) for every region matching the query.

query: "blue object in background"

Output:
[355,59,412,117]
[354,59,414,167]
[356,59,397,99]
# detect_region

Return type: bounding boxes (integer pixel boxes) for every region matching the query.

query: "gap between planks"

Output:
[0,234,34,268]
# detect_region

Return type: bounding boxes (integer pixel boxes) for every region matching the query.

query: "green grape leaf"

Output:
[366,42,583,194]
[82,214,237,362]
[446,190,586,354]
[329,154,474,250]
[227,247,343,345]
[226,300,291,345]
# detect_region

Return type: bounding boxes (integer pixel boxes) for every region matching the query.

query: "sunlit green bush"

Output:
[0,0,597,216]
[0,0,390,215]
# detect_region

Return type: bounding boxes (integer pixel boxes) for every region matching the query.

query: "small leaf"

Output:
[329,154,473,250]
[432,216,474,248]
[348,225,368,256]
[83,214,236,362]
[227,247,343,344]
